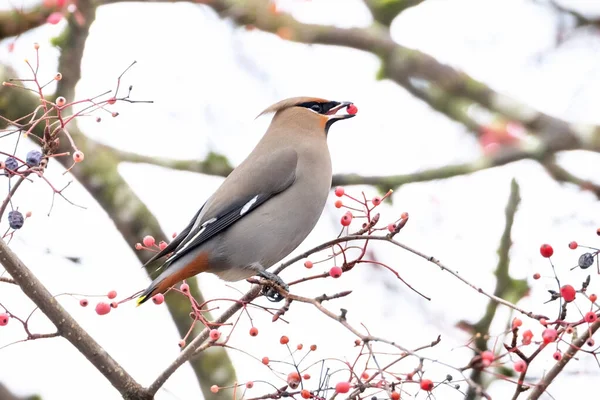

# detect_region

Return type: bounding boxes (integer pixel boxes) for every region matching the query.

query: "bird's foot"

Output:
[257,270,289,302]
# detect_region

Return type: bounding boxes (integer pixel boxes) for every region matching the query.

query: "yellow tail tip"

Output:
[136,296,146,307]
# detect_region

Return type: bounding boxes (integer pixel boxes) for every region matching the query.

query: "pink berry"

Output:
[560,285,576,302]
[79,299,88,307]
[553,351,562,361]
[304,260,313,269]
[0,313,9,326]
[512,318,522,329]
[180,283,189,293]
[107,97,117,105]
[159,241,168,250]
[142,235,155,247]
[246,381,254,389]
[585,311,598,323]
[334,199,343,208]
[56,96,66,107]
[586,338,595,347]
[513,360,526,373]
[107,290,117,300]
[533,272,541,280]
[152,293,164,305]
[346,104,358,115]
[420,379,434,391]
[262,357,269,365]
[249,327,259,336]
[522,329,533,345]
[95,302,111,316]
[387,223,396,232]
[73,150,84,163]
[110,302,118,309]
[209,329,221,341]
[178,340,186,348]
[590,294,598,303]
[540,244,553,258]
[568,241,578,250]
[341,212,353,227]
[329,266,342,278]
[47,12,63,25]
[481,350,494,363]
[135,243,143,250]
[334,187,344,197]
[371,196,382,206]
[542,328,558,344]
[335,381,350,394]
[210,385,219,393]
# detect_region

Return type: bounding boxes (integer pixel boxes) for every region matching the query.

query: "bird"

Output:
[136,96,357,305]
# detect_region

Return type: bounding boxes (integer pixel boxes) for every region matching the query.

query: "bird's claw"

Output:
[257,270,289,302]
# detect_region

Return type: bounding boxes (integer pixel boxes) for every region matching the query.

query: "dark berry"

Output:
[579,253,594,269]
[26,150,43,167]
[4,157,18,173]
[8,210,24,229]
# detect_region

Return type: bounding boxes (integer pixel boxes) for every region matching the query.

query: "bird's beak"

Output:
[325,101,356,120]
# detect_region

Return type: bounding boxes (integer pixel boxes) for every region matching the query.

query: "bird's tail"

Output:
[136,283,159,306]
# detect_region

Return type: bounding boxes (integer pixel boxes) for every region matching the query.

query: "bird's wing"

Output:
[161,148,298,266]
[139,205,205,269]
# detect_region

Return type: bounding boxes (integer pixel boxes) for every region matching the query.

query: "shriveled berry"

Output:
[110,302,118,309]
[590,294,597,303]
[540,244,553,258]
[329,266,342,278]
[280,335,289,345]
[568,241,578,250]
[587,338,595,347]
[73,150,84,163]
[346,104,358,115]
[334,199,343,208]
[210,385,219,393]
[420,379,434,391]
[287,371,301,389]
[560,285,576,302]
[180,283,189,293]
[56,96,66,107]
[142,235,155,247]
[335,381,350,393]
[371,196,382,206]
[79,299,88,307]
[533,273,541,280]
[341,212,353,227]
[95,302,111,315]
[107,290,117,299]
[542,328,558,344]
[245,381,254,389]
[8,210,24,229]
[261,357,269,365]
[585,311,598,323]
[513,360,526,372]
[209,329,221,341]
[334,187,344,197]
[553,351,562,361]
[4,156,17,172]
[578,253,594,269]
[26,150,42,167]
[304,260,313,269]
[107,97,117,105]
[135,243,143,250]
[249,327,258,336]
[0,313,9,326]
[301,389,311,399]
[152,293,164,305]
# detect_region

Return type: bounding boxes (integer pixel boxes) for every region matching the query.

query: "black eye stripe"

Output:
[297,101,340,115]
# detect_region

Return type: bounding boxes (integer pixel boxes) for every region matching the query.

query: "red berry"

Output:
[334,199,343,208]
[152,293,164,305]
[303,373,310,380]
[542,328,558,344]
[387,223,396,232]
[513,360,526,373]
[245,381,254,389]
[569,241,578,250]
[110,302,118,309]
[304,260,313,269]
[180,283,189,293]
[361,372,369,379]
[540,244,553,258]
[553,351,562,361]
[590,294,598,303]
[178,340,185,348]
[400,211,409,219]
[341,213,353,226]
[329,266,343,278]
[522,329,533,345]
[390,392,400,400]
[280,335,289,345]
[249,327,259,336]
[262,357,269,365]
[287,372,301,389]
[301,389,311,399]
[142,235,155,247]
[335,381,350,393]
[79,299,88,307]
[95,302,111,316]
[107,290,117,300]
[540,318,548,326]
[209,329,221,341]
[533,273,541,280]
[159,241,168,250]
[297,344,303,350]
[0,313,9,326]
[420,379,434,391]
[346,104,358,115]
[310,344,317,351]
[585,311,598,323]
[560,285,576,302]
[371,196,382,206]
[47,11,63,24]
[73,150,84,163]
[210,385,219,393]
[512,318,522,329]
[481,350,494,363]
[107,97,117,105]
[334,187,344,197]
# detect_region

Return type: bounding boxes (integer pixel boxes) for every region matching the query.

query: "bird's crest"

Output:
[256,96,328,119]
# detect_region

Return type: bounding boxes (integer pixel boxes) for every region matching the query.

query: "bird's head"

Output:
[257,96,357,135]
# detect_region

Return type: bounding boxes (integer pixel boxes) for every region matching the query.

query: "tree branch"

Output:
[362,0,426,26]
[0,239,151,400]
[542,155,600,200]
[0,5,54,42]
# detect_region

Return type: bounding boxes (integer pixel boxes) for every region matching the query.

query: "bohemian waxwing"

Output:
[136,96,356,305]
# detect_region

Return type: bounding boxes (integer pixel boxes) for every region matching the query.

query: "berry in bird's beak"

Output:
[347,103,358,115]
[326,101,357,119]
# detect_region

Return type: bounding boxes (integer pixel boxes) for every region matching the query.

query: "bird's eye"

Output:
[311,104,322,113]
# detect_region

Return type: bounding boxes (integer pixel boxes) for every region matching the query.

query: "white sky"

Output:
[1,0,600,399]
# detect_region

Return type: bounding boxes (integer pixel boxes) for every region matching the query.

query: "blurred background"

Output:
[1,0,600,399]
